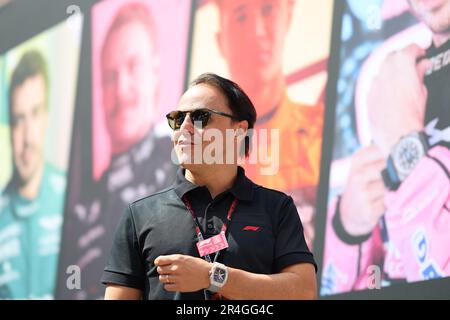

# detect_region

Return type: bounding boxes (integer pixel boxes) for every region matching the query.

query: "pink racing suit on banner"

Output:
[321,146,450,295]
[384,146,450,281]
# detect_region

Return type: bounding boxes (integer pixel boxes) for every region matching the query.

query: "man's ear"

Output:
[237,120,249,135]
[235,120,249,158]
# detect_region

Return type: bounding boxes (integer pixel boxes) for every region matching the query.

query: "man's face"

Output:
[10,74,47,186]
[408,0,450,34]
[173,84,241,168]
[101,21,158,153]
[217,0,292,90]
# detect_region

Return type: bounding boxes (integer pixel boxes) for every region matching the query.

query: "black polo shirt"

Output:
[101,166,316,300]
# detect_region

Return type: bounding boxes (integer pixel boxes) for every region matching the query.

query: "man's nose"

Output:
[117,71,132,100]
[179,112,194,133]
[254,14,267,39]
[23,116,34,147]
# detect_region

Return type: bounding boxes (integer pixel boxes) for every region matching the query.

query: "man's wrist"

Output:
[333,196,372,245]
[207,262,229,293]
[203,262,213,289]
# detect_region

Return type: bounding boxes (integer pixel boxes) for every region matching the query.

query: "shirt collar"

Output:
[173,166,254,201]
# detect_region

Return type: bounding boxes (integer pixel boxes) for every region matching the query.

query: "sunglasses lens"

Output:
[166,111,185,130]
[166,109,212,130]
[191,109,211,128]
[167,118,175,130]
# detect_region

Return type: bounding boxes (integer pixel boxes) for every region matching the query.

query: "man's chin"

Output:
[15,168,36,186]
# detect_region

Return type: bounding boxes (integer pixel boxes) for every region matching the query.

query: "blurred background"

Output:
[0,0,449,299]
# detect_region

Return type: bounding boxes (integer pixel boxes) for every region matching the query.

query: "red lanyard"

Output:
[182,195,238,263]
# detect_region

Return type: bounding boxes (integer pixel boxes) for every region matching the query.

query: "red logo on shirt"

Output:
[243,226,260,232]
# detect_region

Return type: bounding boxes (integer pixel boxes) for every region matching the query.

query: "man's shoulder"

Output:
[243,183,297,226]
[128,186,178,212]
[251,183,293,205]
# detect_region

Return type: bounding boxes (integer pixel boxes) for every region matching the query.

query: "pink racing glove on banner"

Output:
[321,197,384,295]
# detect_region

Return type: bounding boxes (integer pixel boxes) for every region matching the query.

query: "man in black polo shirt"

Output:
[101,73,317,299]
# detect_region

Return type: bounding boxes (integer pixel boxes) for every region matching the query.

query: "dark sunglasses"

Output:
[166,108,238,130]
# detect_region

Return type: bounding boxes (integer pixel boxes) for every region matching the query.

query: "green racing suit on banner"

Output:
[0,163,66,299]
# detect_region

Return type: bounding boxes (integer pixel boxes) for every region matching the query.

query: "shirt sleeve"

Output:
[100,204,146,290]
[273,196,317,273]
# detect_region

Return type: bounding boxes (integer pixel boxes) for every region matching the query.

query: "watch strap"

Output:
[207,283,221,293]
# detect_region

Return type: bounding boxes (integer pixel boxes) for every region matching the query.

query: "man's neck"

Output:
[185,165,238,199]
[17,162,44,200]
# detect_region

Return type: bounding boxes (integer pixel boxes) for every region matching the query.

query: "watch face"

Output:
[392,134,426,180]
[213,267,227,284]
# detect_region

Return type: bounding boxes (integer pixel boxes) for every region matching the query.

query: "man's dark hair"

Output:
[190,73,257,157]
[8,50,49,121]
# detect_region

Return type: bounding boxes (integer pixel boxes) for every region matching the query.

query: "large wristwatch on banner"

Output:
[208,262,228,293]
[381,131,429,190]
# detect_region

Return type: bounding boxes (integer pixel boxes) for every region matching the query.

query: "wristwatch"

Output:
[381,131,429,190]
[207,262,228,293]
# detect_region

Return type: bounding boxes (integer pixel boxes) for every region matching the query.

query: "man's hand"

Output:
[155,254,212,292]
[340,145,387,237]
[367,44,431,156]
